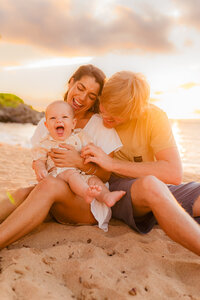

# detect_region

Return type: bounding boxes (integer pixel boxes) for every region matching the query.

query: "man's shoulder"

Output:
[146,104,166,114]
[142,104,168,120]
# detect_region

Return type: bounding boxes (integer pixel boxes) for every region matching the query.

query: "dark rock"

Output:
[0,103,44,125]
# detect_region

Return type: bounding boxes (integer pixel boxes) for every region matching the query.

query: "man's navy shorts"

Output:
[110,175,200,233]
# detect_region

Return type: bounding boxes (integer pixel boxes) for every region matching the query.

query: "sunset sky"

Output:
[0,0,200,118]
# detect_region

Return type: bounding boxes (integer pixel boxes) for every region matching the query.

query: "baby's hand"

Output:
[36,169,48,182]
[33,160,48,182]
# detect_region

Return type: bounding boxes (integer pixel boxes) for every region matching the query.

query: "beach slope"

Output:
[0,144,199,300]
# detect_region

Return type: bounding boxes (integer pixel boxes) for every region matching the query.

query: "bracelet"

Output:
[85,164,97,175]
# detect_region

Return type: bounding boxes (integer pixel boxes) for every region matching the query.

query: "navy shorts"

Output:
[109,175,200,234]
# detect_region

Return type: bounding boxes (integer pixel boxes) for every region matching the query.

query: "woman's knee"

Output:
[38,176,70,195]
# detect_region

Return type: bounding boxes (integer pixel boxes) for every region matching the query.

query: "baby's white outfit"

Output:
[32,130,92,179]
[31,114,122,232]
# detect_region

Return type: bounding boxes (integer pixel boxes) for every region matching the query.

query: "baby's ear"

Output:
[73,118,77,129]
[44,121,47,128]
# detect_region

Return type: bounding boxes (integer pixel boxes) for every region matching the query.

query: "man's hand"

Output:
[81,143,113,172]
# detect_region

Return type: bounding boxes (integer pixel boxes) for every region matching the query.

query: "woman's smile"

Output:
[72,98,83,110]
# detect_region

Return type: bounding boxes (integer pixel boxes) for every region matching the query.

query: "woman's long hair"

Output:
[64,64,106,113]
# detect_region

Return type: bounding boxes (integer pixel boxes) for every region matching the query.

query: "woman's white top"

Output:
[31,114,122,232]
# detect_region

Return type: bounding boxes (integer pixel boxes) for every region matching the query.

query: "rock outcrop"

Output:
[0,103,44,125]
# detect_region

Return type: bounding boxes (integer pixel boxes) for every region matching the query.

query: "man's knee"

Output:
[131,175,166,206]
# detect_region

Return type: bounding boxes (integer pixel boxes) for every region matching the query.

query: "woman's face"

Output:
[99,104,125,128]
[67,75,100,116]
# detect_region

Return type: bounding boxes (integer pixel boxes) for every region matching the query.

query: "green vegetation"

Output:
[0,93,24,108]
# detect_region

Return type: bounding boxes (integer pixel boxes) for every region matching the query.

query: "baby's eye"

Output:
[50,117,56,120]
[63,115,69,118]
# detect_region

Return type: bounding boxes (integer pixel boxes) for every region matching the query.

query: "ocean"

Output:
[0,119,200,174]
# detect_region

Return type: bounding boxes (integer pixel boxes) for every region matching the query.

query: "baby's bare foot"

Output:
[103,190,126,207]
[85,185,102,204]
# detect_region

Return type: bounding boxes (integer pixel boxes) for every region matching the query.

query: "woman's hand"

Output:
[81,143,113,172]
[49,144,82,168]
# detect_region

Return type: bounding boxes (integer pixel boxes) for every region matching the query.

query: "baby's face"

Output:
[45,103,76,141]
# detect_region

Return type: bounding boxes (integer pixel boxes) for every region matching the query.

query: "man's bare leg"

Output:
[130,175,200,255]
[193,195,200,217]
[0,176,95,249]
[0,186,35,222]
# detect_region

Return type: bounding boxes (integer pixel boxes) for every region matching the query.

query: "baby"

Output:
[32,100,125,209]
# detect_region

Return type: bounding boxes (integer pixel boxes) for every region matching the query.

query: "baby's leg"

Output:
[0,186,35,222]
[88,176,126,207]
[57,170,101,204]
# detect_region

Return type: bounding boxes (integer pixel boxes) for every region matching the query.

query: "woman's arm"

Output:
[82,144,183,185]
[49,144,111,183]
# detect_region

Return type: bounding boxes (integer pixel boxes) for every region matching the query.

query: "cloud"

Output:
[173,0,200,30]
[0,0,176,55]
[180,82,200,89]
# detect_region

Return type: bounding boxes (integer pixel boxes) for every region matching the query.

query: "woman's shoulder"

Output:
[89,113,102,122]
[31,117,48,147]
[86,113,107,129]
[84,114,122,154]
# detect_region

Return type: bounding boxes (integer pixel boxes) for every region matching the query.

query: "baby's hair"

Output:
[45,100,75,119]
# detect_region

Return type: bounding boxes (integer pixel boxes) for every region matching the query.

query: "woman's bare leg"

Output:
[0,186,35,222]
[0,176,95,249]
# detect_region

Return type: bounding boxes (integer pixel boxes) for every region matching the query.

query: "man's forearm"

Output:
[111,159,182,185]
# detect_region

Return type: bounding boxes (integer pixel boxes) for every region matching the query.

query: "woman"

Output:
[0,64,122,247]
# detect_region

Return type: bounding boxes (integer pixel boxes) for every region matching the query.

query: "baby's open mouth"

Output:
[55,125,65,135]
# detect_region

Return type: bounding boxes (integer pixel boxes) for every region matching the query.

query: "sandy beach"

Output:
[0,143,200,300]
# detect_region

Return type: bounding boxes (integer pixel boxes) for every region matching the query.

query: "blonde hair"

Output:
[100,71,150,120]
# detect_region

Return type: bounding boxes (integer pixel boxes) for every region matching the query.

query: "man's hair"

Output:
[100,71,150,120]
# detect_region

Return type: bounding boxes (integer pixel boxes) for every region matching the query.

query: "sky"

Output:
[0,0,200,118]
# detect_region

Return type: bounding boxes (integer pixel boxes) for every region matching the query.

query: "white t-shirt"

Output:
[31,114,122,232]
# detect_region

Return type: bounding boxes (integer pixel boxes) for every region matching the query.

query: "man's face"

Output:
[99,104,126,128]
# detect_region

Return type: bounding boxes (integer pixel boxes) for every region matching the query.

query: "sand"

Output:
[0,143,199,300]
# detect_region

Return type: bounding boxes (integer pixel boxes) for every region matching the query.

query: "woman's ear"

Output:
[68,77,74,89]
